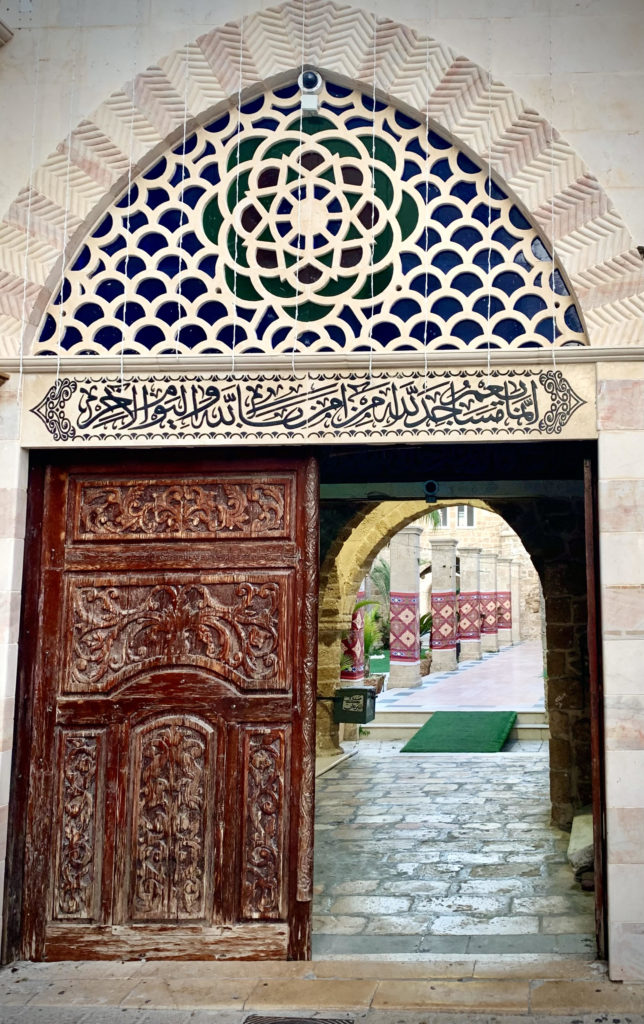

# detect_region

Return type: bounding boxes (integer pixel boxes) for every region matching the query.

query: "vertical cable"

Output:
[175,38,190,362]
[293,0,306,374]
[548,2,558,370]
[368,17,377,379]
[485,15,493,382]
[232,14,245,373]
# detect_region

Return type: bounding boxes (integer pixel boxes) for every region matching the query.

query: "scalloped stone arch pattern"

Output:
[35,82,585,357]
[0,0,643,358]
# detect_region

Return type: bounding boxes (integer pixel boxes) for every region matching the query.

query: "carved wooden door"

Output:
[19,453,318,961]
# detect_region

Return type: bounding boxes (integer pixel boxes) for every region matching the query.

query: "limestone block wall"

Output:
[597,362,644,981]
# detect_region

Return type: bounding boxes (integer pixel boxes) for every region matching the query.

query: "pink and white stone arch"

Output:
[0,0,643,359]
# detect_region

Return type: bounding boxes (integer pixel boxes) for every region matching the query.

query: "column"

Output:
[340,585,366,683]
[496,557,513,648]
[510,560,521,644]
[479,552,499,653]
[388,524,422,688]
[458,546,482,662]
[429,538,458,673]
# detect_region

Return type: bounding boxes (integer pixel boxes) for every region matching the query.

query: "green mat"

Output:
[401,711,517,753]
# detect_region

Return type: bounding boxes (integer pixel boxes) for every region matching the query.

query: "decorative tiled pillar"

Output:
[510,560,521,644]
[340,585,366,683]
[430,538,458,673]
[389,524,422,689]
[479,552,499,653]
[496,557,513,648]
[458,546,482,662]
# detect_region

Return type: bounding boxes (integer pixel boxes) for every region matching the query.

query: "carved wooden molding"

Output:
[0,1,642,359]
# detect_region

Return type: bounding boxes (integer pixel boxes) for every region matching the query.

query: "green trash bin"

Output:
[332,686,376,724]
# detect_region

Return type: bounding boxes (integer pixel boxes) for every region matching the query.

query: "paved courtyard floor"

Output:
[313,742,595,957]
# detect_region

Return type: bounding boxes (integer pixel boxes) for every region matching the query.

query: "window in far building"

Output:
[437,507,449,527]
[457,504,475,527]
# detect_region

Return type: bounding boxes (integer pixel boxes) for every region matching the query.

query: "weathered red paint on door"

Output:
[17,453,318,961]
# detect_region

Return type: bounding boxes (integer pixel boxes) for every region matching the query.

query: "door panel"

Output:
[19,453,318,961]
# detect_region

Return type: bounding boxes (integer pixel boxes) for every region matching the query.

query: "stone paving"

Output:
[313,742,595,957]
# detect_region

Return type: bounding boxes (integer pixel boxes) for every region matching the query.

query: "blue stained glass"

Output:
[93,325,123,349]
[509,205,530,230]
[432,250,462,273]
[101,236,127,256]
[115,184,139,208]
[451,226,482,249]
[175,323,207,346]
[147,187,170,209]
[411,320,441,343]
[493,271,525,295]
[430,158,452,180]
[472,203,501,225]
[159,209,187,232]
[313,185,329,199]
[39,313,56,341]
[410,273,440,296]
[37,349,56,356]
[485,177,507,200]
[60,325,83,349]
[514,294,547,317]
[321,102,352,115]
[205,112,231,134]
[158,255,188,278]
[395,110,420,130]
[88,259,105,279]
[401,252,422,274]
[327,323,347,345]
[194,140,216,163]
[531,237,551,261]
[391,298,421,319]
[346,117,372,129]
[432,296,462,320]
[382,120,402,141]
[199,164,221,185]
[181,186,206,208]
[565,305,583,332]
[93,214,112,238]
[313,233,327,248]
[327,198,341,213]
[492,226,521,249]
[493,317,523,341]
[406,137,427,159]
[361,92,386,110]
[76,302,104,325]
[517,340,541,349]
[535,317,558,341]
[124,211,148,232]
[550,269,568,295]
[71,245,91,271]
[473,295,504,317]
[172,132,198,155]
[197,300,227,324]
[534,272,542,288]
[436,342,459,350]
[178,231,204,255]
[144,157,167,180]
[96,279,124,301]
[256,307,278,338]
[114,301,145,325]
[53,279,72,304]
[270,326,290,346]
[372,321,400,342]
[235,305,255,322]
[297,330,319,347]
[135,324,165,347]
[241,95,264,115]
[139,233,168,255]
[450,271,482,297]
[428,130,451,150]
[156,300,187,324]
[338,305,362,335]
[450,181,477,203]
[452,319,483,342]
[457,152,480,174]
[403,160,421,181]
[514,251,531,270]
[178,277,208,301]
[415,181,440,202]
[434,204,461,226]
[136,278,166,301]
[170,164,190,187]
[198,255,217,277]
[275,82,300,98]
[416,227,441,251]
[277,199,292,215]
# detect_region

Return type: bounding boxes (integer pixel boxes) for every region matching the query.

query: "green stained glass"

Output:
[355,264,394,300]
[226,171,250,211]
[316,275,356,297]
[227,137,263,171]
[373,169,394,207]
[359,135,396,170]
[323,139,361,159]
[373,222,394,264]
[264,139,299,160]
[226,228,249,268]
[287,115,336,135]
[396,191,419,241]
[263,275,298,299]
[202,196,223,244]
[283,300,330,321]
[224,265,262,302]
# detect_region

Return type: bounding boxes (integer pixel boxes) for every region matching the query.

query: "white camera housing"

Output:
[298,69,323,112]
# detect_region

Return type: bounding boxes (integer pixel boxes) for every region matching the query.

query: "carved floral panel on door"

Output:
[19,458,318,961]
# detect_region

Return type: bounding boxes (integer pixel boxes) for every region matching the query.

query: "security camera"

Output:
[298,69,323,112]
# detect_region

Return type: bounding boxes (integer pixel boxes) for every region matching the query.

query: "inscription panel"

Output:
[52,729,105,921]
[64,573,290,694]
[71,476,291,542]
[129,716,215,923]
[241,728,288,921]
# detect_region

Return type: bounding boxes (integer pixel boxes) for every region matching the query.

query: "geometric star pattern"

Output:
[390,592,420,662]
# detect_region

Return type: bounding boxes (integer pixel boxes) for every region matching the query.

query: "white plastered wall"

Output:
[0,0,643,978]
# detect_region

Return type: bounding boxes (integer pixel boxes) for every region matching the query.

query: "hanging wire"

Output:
[17,27,42,412]
[55,0,82,386]
[175,38,191,362]
[120,0,142,389]
[548,1,558,370]
[485,16,493,383]
[292,0,306,375]
[368,17,377,379]
[423,21,431,381]
[231,13,245,374]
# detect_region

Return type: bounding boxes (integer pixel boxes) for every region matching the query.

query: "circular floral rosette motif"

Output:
[203,121,417,324]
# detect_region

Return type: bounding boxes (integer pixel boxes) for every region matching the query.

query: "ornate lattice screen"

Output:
[35,81,586,357]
